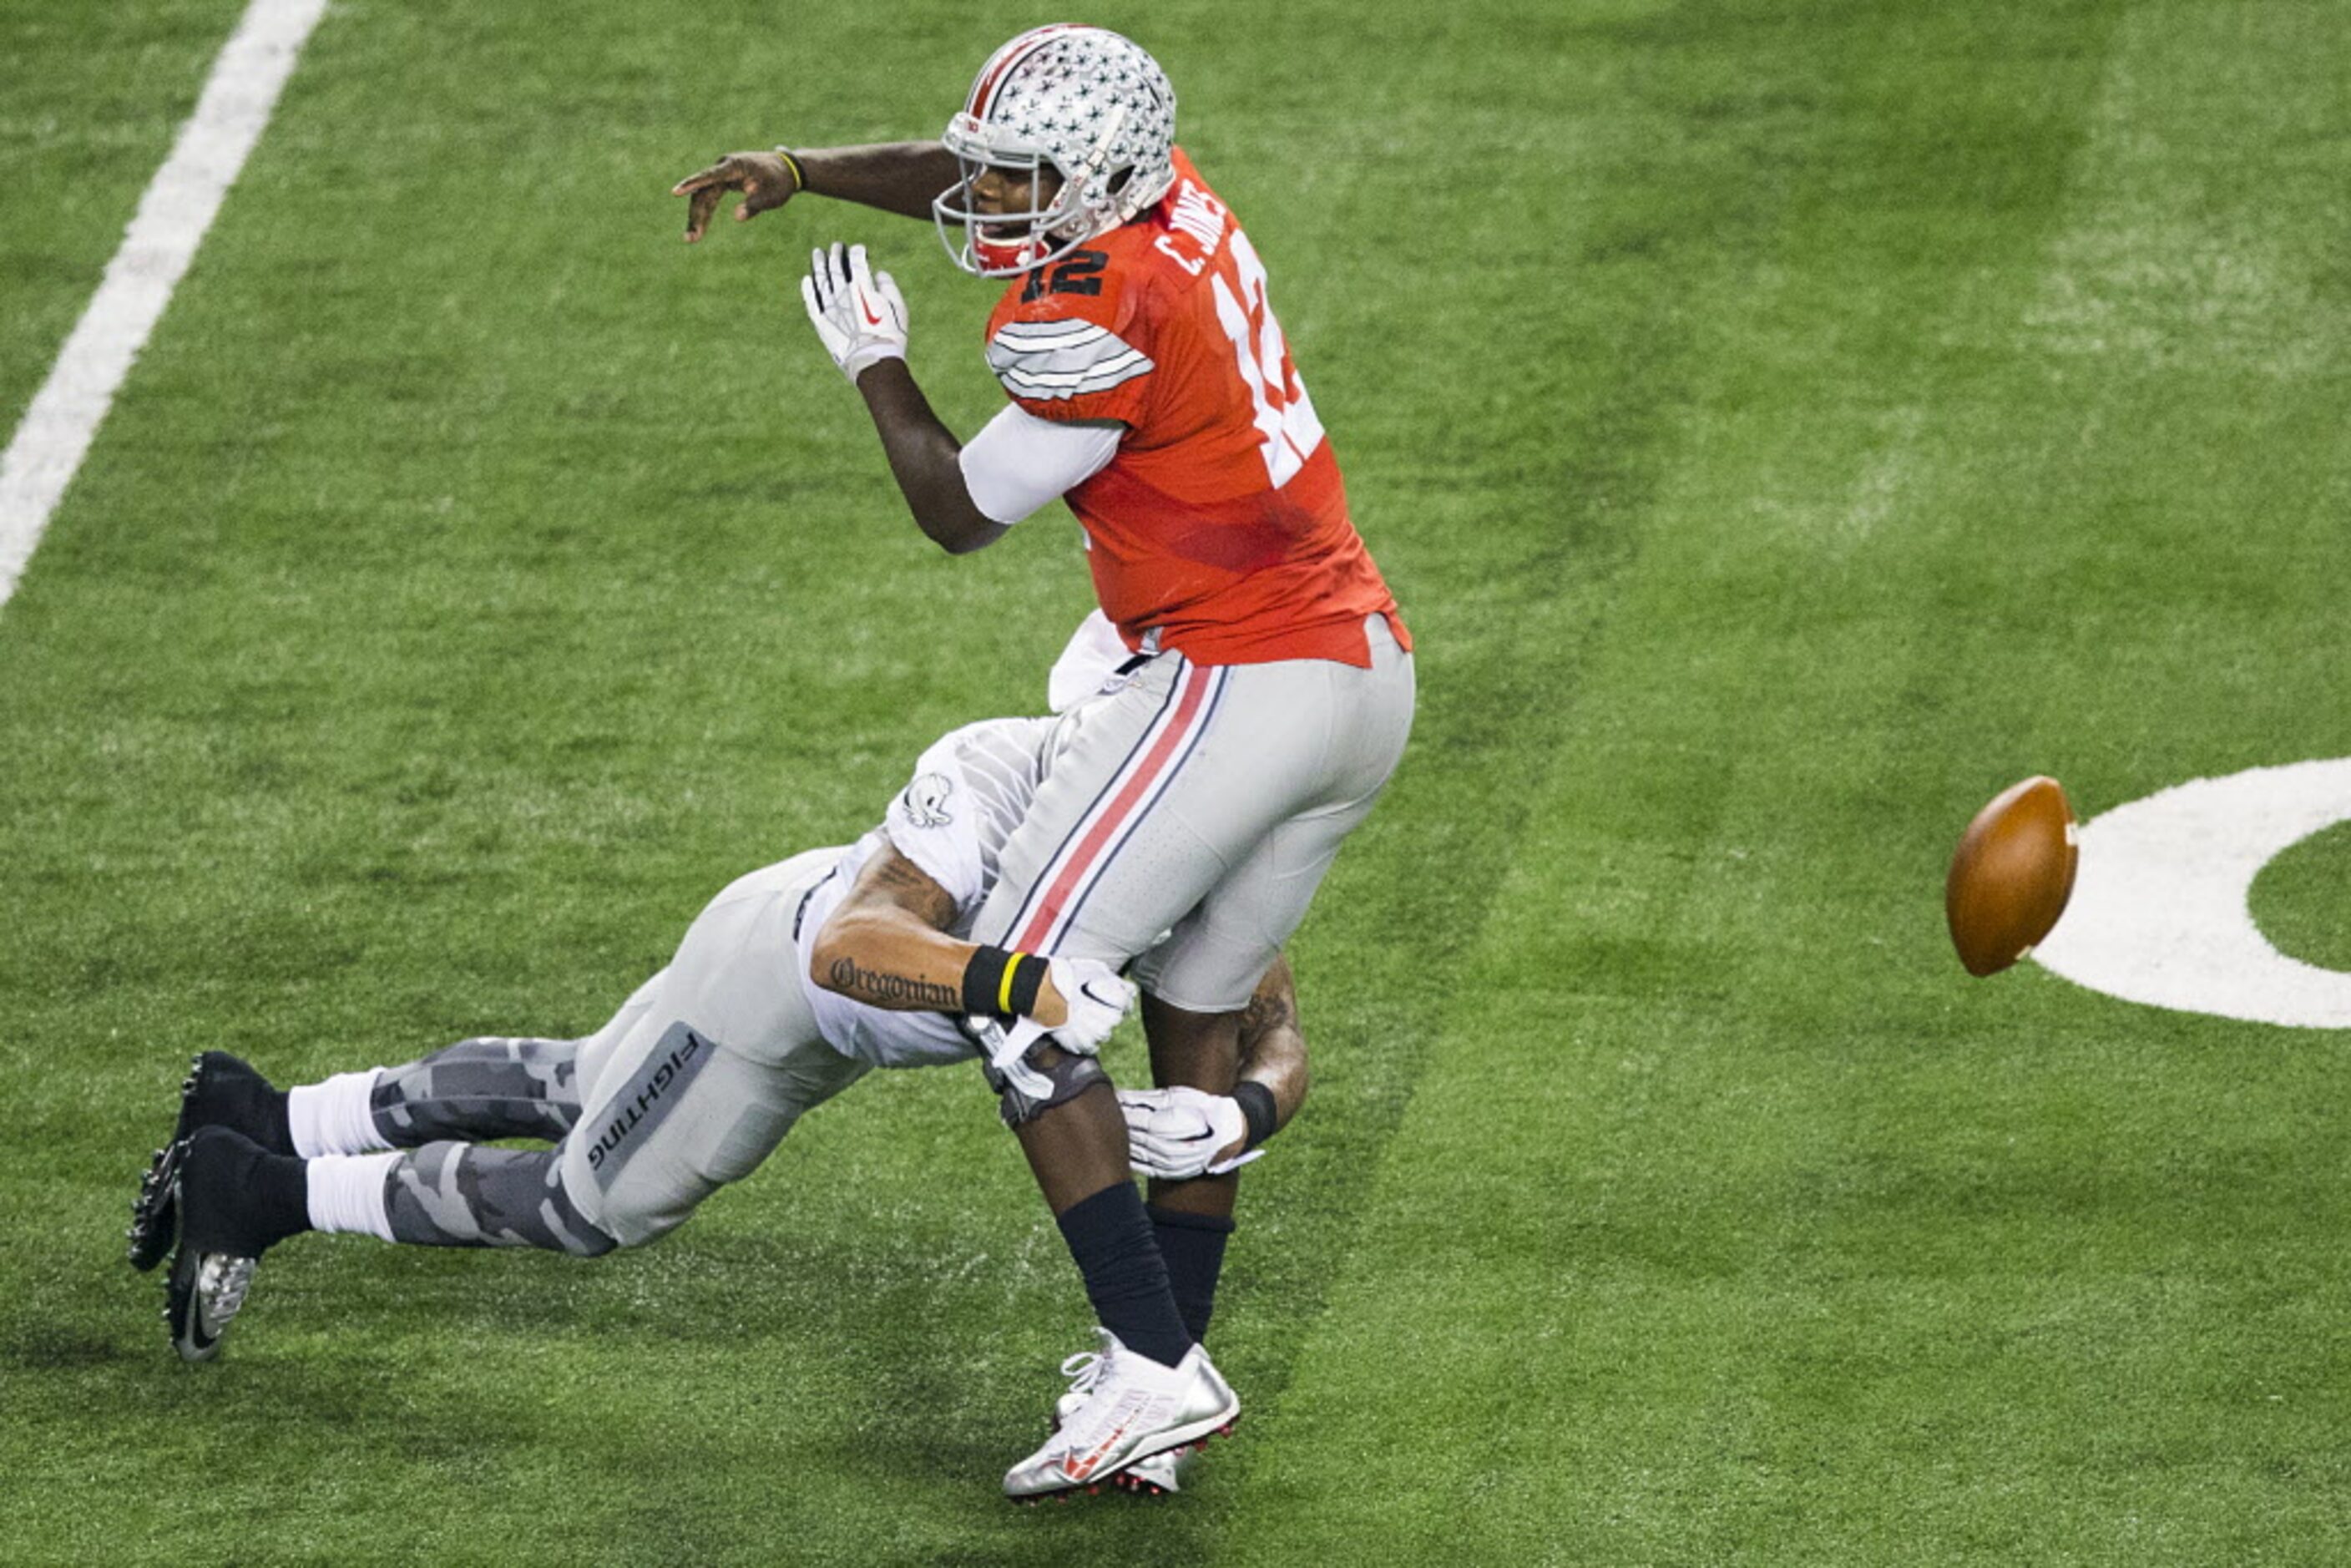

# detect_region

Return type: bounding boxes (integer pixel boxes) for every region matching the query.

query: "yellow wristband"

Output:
[998,951,1025,1015]
[772,147,807,194]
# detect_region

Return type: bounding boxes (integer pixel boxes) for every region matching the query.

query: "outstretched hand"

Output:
[671,151,802,243]
[801,242,909,383]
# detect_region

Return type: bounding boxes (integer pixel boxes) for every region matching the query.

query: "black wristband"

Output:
[960,945,1049,1019]
[1232,1080,1278,1151]
[1005,952,1047,1019]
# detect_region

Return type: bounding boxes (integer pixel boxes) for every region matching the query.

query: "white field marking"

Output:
[0,0,329,613]
[2032,760,2351,1029]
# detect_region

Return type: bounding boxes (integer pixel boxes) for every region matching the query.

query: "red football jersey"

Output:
[981,149,1409,667]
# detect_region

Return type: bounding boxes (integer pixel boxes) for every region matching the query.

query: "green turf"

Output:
[3,0,2348,1562]
[2252,820,2351,973]
[0,0,248,435]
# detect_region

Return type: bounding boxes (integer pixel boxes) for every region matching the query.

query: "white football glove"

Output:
[1046,957,1135,1055]
[966,1013,1055,1100]
[1117,1085,1263,1180]
[960,958,1134,1102]
[799,241,908,383]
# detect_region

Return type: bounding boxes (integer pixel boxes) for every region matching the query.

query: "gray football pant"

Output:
[978,615,1416,1012]
[365,850,870,1255]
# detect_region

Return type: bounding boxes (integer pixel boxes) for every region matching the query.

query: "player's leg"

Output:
[1123,621,1413,1484]
[968,655,1273,1489]
[985,1033,1242,1500]
[129,999,641,1270]
[284,970,666,1156]
[1004,1046,1191,1358]
[284,1030,599,1154]
[987,619,1412,1277]
[367,850,868,1253]
[155,851,866,1358]
[985,626,1410,1495]
[1009,999,1239,1500]
[1136,994,1243,1343]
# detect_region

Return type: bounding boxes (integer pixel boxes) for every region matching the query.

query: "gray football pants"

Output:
[366,849,870,1254]
[978,615,1416,1012]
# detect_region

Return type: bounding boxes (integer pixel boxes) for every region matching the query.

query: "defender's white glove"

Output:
[961,959,1133,1101]
[800,242,908,382]
[1047,957,1135,1055]
[965,1014,1053,1100]
[1117,1085,1263,1180]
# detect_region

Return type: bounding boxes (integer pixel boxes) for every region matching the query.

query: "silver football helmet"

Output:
[933,24,1178,278]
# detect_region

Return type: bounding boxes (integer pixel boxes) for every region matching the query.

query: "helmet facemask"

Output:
[933,118,1099,278]
[932,25,1176,279]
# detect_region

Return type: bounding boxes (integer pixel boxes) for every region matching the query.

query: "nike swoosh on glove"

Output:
[800,240,908,382]
[1046,957,1136,1055]
[1116,1085,1261,1180]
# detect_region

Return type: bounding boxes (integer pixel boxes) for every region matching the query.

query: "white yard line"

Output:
[0,0,329,613]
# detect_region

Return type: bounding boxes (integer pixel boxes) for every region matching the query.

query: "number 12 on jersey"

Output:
[1210,230,1327,488]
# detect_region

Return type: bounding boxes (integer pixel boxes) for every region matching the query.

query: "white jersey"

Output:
[794,716,1064,1070]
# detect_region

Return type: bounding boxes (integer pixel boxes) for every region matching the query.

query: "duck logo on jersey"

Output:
[901,772,957,828]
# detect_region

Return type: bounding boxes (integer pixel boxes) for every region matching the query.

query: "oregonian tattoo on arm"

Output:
[827,957,959,1010]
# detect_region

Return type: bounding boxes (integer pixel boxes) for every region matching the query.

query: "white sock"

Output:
[306,1152,400,1241]
[286,1068,392,1157]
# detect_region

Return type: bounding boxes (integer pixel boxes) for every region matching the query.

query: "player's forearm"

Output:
[853,360,1009,554]
[811,905,968,1010]
[811,906,1069,1025]
[790,142,960,222]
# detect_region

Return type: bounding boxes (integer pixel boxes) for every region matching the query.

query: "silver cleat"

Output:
[1007,1329,1237,1501]
[1053,1343,1197,1496]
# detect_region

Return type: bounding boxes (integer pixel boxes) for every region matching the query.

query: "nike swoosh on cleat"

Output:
[1064,1415,1135,1482]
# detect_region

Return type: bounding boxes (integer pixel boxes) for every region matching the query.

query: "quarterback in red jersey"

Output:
[674,23,1413,1501]
[968,143,1405,669]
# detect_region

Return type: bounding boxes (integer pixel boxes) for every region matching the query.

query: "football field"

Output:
[4,0,2348,1560]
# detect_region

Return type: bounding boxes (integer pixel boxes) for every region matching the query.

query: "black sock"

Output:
[254,1091,294,1159]
[1147,1204,1235,1343]
[1054,1182,1193,1368]
[185,1125,312,1253]
[250,1149,313,1247]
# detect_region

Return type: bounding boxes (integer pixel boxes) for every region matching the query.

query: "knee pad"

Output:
[987,1048,1109,1130]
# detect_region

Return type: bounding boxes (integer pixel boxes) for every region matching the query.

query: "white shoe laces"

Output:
[1059,1348,1109,1404]
[1053,1339,1189,1464]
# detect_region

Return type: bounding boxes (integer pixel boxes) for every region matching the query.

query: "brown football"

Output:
[1945,776,2079,977]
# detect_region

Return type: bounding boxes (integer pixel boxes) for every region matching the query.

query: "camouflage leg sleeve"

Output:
[370,1037,583,1147]
[382,1142,615,1257]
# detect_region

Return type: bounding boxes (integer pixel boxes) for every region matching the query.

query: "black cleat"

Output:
[159,1125,310,1363]
[127,1140,187,1272]
[176,1050,294,1153]
[126,1053,291,1272]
